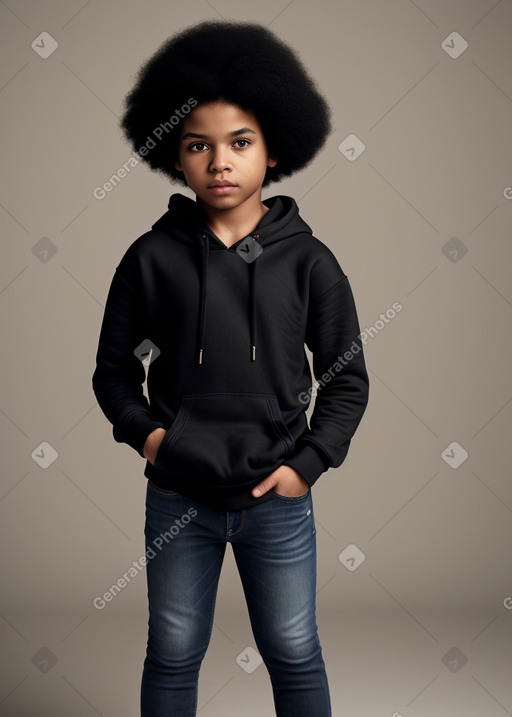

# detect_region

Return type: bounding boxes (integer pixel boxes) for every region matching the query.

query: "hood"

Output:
[151,193,313,364]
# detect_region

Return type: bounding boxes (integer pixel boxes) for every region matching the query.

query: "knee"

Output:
[258,620,322,666]
[146,614,210,669]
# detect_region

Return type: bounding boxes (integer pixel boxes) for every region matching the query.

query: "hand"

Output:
[143,427,167,465]
[252,465,309,498]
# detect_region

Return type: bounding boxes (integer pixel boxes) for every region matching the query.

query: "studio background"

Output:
[1,1,511,715]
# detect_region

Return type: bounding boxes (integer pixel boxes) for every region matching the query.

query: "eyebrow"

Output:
[180,127,257,141]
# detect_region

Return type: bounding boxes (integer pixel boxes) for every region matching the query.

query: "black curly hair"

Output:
[120,20,331,187]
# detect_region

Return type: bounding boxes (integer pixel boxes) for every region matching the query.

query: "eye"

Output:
[234,139,250,148]
[189,142,209,152]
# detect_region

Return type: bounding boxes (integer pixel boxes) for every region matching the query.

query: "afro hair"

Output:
[120,20,331,187]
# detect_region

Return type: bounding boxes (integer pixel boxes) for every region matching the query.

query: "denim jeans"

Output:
[140,480,332,717]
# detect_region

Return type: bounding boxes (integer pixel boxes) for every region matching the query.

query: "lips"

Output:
[208,182,237,195]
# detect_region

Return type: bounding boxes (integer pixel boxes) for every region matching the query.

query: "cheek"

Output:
[185,154,206,171]
[177,158,195,176]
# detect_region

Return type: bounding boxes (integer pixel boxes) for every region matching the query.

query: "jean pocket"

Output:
[269,487,311,503]
[147,480,179,497]
[153,392,296,485]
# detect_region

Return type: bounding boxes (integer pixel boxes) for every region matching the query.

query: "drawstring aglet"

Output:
[198,348,203,365]
[251,345,256,361]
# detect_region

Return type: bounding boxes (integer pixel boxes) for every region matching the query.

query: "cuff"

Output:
[283,442,330,487]
[113,413,166,458]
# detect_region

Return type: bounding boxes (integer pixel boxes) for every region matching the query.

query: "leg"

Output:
[231,489,331,717]
[140,482,226,717]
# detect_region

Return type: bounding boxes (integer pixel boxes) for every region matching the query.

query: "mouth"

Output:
[208,180,237,187]
[207,182,238,195]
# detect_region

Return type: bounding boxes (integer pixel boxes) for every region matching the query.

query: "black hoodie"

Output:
[92,193,369,510]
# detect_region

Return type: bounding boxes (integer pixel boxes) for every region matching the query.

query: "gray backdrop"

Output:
[1,1,511,715]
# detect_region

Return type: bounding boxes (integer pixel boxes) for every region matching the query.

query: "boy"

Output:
[92,20,369,717]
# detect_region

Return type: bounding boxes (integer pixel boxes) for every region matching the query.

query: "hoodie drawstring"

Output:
[249,255,257,362]
[197,235,209,364]
[198,233,257,364]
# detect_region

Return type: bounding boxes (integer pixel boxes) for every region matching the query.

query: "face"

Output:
[174,101,277,213]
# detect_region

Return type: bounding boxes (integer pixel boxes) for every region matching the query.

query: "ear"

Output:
[174,158,183,172]
[267,153,278,168]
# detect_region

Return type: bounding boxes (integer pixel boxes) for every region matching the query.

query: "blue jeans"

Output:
[140,480,332,716]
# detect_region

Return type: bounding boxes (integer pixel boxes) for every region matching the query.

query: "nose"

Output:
[209,145,231,173]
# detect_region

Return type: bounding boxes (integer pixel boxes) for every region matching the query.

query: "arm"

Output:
[143,427,167,463]
[92,260,165,457]
[283,273,370,485]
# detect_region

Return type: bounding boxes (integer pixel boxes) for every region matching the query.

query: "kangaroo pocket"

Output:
[153,392,296,485]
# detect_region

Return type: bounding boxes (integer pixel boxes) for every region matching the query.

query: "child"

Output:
[92,20,369,717]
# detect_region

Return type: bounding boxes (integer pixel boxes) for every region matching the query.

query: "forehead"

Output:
[179,100,261,136]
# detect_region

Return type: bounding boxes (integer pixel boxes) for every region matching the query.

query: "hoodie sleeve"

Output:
[283,265,369,486]
[92,253,165,457]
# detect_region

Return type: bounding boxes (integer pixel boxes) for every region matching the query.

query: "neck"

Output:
[198,195,269,248]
